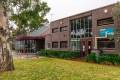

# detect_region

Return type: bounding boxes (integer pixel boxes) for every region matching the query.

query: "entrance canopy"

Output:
[16,36,45,41]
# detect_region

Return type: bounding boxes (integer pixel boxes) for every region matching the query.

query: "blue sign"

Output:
[99,27,114,37]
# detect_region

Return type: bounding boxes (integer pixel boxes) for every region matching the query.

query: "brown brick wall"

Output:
[47,3,119,53]
[47,18,70,50]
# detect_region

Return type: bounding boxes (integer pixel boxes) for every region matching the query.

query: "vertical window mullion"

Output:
[83,17,85,38]
[73,20,75,39]
[80,18,81,38]
[88,16,90,37]
[76,19,78,50]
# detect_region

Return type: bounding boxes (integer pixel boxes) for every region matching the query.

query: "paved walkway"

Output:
[12,51,41,59]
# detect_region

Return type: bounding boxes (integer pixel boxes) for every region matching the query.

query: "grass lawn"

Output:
[0,57,120,80]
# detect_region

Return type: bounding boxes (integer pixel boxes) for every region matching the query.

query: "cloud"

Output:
[44,0,118,21]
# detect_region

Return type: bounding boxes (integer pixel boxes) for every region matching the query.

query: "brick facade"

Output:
[46,4,119,54]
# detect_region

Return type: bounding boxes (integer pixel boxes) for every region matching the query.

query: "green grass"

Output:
[0,57,120,80]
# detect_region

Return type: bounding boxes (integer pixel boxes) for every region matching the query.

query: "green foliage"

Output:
[11,0,50,35]
[0,0,50,35]
[99,54,120,65]
[112,2,120,19]
[37,50,80,59]
[86,53,120,65]
[86,53,98,63]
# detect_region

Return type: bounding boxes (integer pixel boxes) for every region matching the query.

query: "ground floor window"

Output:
[52,42,58,48]
[97,38,115,49]
[70,40,80,51]
[60,41,67,48]
[47,43,51,48]
[15,40,36,53]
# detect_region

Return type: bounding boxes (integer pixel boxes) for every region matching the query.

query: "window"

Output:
[70,15,92,39]
[52,28,59,33]
[48,43,51,48]
[70,40,80,51]
[60,26,67,32]
[70,15,92,51]
[52,42,58,48]
[97,17,114,26]
[60,41,67,48]
[97,38,115,49]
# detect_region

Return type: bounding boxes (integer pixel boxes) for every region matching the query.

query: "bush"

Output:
[99,54,120,65]
[37,50,80,59]
[86,53,120,65]
[86,53,97,62]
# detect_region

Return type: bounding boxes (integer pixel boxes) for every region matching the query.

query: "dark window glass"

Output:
[81,18,84,28]
[97,17,114,26]
[77,35,80,38]
[88,16,92,28]
[70,20,74,31]
[52,42,58,48]
[77,19,80,30]
[73,20,76,32]
[85,17,88,28]
[70,15,92,38]
[60,41,67,48]
[52,28,59,33]
[71,35,74,38]
[97,38,115,49]
[85,33,89,37]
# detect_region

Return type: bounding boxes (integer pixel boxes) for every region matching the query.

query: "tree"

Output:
[0,0,50,71]
[112,2,120,51]
[11,0,50,35]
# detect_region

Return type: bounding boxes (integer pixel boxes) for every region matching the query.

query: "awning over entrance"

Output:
[16,35,45,41]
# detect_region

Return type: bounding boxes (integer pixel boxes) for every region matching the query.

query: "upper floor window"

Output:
[52,28,59,33]
[60,26,67,32]
[97,17,114,26]
[70,15,92,38]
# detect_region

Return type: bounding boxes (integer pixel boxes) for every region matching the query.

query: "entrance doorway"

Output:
[80,39,92,57]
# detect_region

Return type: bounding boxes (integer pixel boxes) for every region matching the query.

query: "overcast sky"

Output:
[44,0,119,22]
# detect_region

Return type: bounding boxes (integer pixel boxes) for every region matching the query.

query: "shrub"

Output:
[86,53,96,62]
[99,54,120,65]
[86,53,120,65]
[37,50,80,59]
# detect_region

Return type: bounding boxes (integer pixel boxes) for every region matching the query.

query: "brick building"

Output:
[45,4,120,54]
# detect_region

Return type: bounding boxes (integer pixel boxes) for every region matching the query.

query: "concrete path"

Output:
[12,51,42,59]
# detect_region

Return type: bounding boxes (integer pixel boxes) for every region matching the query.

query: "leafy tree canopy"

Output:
[112,2,120,19]
[0,0,50,35]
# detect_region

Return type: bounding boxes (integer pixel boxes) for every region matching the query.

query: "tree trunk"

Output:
[0,7,14,72]
[0,38,14,71]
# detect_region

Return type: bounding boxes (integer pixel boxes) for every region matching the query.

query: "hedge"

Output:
[37,50,80,59]
[86,53,120,65]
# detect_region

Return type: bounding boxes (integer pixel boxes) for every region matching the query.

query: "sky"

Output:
[44,0,119,22]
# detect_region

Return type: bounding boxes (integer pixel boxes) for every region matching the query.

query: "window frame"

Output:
[60,41,68,48]
[97,17,114,26]
[52,42,58,48]
[52,28,59,33]
[97,38,115,50]
[60,26,67,32]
